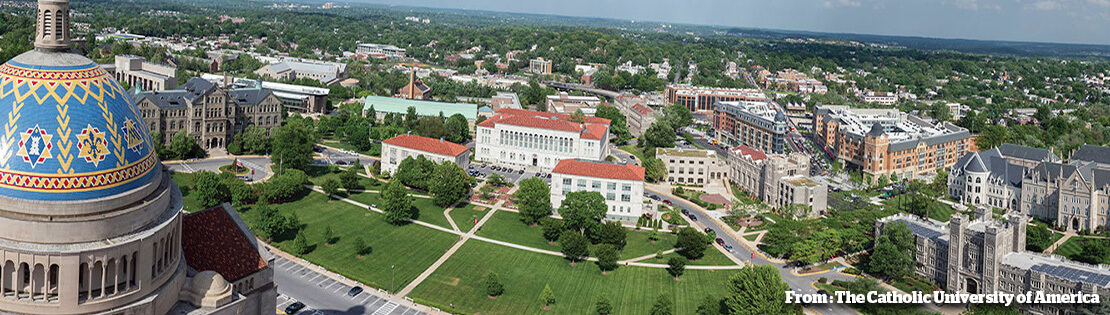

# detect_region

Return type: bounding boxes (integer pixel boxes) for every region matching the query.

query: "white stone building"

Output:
[551,159,646,222]
[381,134,471,174]
[475,108,610,171]
[656,148,728,185]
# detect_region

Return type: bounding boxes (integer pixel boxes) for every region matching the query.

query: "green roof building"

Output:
[361,95,478,121]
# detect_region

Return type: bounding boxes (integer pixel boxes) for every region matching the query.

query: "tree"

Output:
[650,294,674,315]
[642,121,676,149]
[870,223,916,279]
[150,131,166,156]
[240,125,270,154]
[194,171,229,208]
[382,180,414,225]
[261,169,309,203]
[559,191,607,235]
[540,284,555,307]
[516,177,552,224]
[541,217,564,242]
[352,237,371,256]
[559,230,590,262]
[676,227,707,260]
[595,244,619,272]
[254,203,289,240]
[663,104,693,129]
[340,163,362,191]
[595,295,613,315]
[723,265,790,315]
[595,221,628,249]
[429,162,470,207]
[667,256,686,279]
[271,116,316,172]
[322,226,335,245]
[169,130,202,159]
[484,271,504,297]
[695,295,720,315]
[404,106,419,129]
[487,173,509,187]
[445,114,470,143]
[291,230,310,255]
[1025,224,1054,252]
[322,178,341,199]
[643,157,667,183]
[1076,239,1110,265]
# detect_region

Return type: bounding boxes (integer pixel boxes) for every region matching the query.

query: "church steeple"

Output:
[35,0,72,51]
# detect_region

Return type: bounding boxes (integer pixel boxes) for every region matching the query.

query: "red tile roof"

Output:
[631,104,653,116]
[382,134,470,157]
[182,206,267,282]
[552,159,645,181]
[477,108,611,140]
[732,145,767,161]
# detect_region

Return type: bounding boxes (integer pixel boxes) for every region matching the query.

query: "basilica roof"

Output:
[0,50,159,201]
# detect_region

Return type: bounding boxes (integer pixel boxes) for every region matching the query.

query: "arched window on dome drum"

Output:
[104,259,116,296]
[31,264,43,301]
[130,251,138,288]
[78,262,87,301]
[47,264,58,302]
[1,260,13,298]
[18,263,29,298]
[54,10,62,39]
[90,260,103,299]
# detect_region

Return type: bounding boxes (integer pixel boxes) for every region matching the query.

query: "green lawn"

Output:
[1054,236,1091,258]
[658,247,738,266]
[346,191,453,230]
[305,165,383,189]
[881,194,957,222]
[170,171,204,212]
[450,203,489,233]
[319,140,381,157]
[476,211,693,260]
[618,144,647,161]
[237,191,459,293]
[408,241,737,315]
[743,233,760,242]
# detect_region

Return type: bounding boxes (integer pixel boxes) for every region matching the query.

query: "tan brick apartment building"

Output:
[664,84,766,112]
[814,105,973,182]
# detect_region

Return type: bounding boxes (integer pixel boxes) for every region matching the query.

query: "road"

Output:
[644,186,858,315]
[164,157,271,181]
[314,146,368,166]
[272,255,425,315]
[740,72,831,176]
[540,81,620,98]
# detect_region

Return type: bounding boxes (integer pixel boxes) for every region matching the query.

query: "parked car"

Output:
[689,215,698,222]
[663,200,673,206]
[347,286,364,297]
[724,244,734,252]
[715,238,725,246]
[285,301,306,314]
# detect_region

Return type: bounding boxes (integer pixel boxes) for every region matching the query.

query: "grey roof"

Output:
[1003,252,1110,287]
[964,153,987,173]
[883,214,949,243]
[887,130,972,152]
[1072,145,1110,165]
[774,111,786,122]
[132,78,272,109]
[998,143,1058,162]
[868,123,885,137]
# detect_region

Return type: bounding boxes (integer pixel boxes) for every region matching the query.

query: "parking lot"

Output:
[467,162,551,185]
[272,255,424,315]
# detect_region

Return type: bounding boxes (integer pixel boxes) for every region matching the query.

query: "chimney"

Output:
[409,66,416,99]
[440,137,444,143]
[35,0,72,52]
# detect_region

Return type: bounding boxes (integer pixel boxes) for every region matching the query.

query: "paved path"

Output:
[1046,231,1075,254]
[397,204,501,296]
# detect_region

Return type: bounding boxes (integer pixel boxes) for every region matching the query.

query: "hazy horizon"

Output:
[343,0,1110,46]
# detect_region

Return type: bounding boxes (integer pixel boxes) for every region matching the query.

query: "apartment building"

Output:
[380,134,471,174]
[712,100,788,154]
[664,84,767,112]
[729,145,827,216]
[546,92,602,115]
[813,105,973,182]
[529,58,552,74]
[656,148,728,185]
[101,55,177,91]
[877,211,1110,315]
[948,144,1060,211]
[613,94,658,136]
[475,108,610,171]
[551,159,646,222]
[132,77,283,150]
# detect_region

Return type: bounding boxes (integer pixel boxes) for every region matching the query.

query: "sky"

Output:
[353,0,1110,46]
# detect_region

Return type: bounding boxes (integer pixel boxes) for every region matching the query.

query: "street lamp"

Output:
[391,265,395,294]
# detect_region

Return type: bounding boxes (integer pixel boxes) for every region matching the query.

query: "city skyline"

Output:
[357,0,1110,46]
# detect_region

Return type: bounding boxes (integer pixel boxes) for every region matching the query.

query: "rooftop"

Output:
[816,104,970,150]
[1003,252,1110,287]
[181,205,268,282]
[657,148,715,158]
[382,134,470,157]
[784,176,820,187]
[477,108,610,140]
[731,145,768,161]
[552,159,645,181]
[361,95,477,120]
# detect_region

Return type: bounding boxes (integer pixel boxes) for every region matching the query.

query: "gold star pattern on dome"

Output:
[76,124,108,167]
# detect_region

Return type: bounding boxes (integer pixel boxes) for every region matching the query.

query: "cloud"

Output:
[1089,0,1110,6]
[823,0,861,8]
[1032,0,1063,10]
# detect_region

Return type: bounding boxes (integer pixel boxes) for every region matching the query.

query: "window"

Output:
[621,194,631,202]
[606,192,615,200]
[563,178,571,186]
[591,181,601,190]
[607,183,617,190]
[622,184,631,191]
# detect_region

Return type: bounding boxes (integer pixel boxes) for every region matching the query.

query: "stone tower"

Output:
[35,0,72,51]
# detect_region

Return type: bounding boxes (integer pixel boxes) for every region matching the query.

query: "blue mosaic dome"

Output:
[0,51,159,201]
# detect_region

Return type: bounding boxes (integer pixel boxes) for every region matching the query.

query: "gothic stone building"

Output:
[133,78,283,150]
[878,211,1110,315]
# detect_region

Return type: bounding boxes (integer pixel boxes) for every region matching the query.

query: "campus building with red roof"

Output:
[381,134,472,174]
[475,108,610,171]
[550,159,646,222]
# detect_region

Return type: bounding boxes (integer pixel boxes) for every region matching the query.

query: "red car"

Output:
[663,200,673,206]
[715,238,725,246]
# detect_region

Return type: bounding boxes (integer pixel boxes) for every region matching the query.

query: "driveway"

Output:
[164,157,271,182]
[272,255,425,315]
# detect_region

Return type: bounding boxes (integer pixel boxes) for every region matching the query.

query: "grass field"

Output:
[450,203,488,233]
[346,191,454,230]
[236,191,459,293]
[408,241,737,315]
[305,165,383,189]
[881,194,958,222]
[618,145,648,161]
[170,172,204,212]
[1054,236,1090,258]
[476,211,698,260]
[657,248,737,266]
[743,233,760,242]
